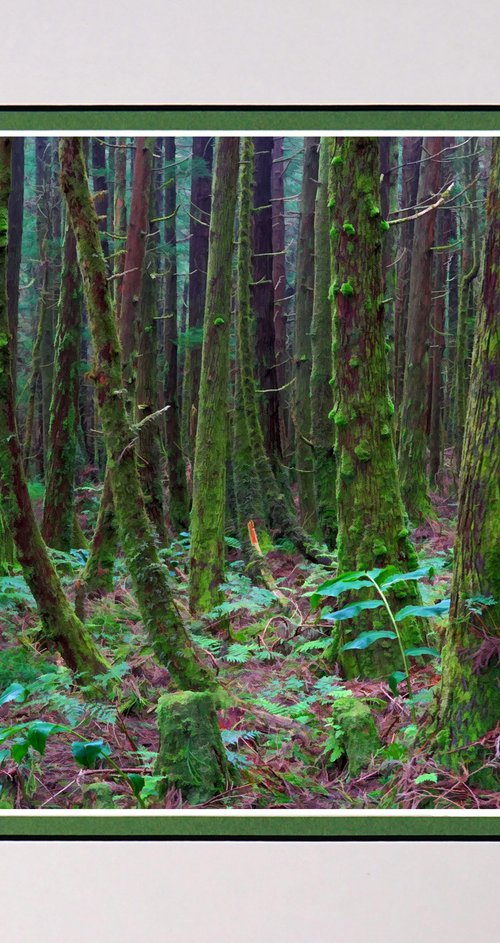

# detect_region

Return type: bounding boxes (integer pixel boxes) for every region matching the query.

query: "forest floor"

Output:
[0,470,498,810]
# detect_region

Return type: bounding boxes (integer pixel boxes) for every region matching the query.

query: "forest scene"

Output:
[0,133,498,811]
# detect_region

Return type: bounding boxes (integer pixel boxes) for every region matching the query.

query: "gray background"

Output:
[1,840,498,941]
[1,0,498,105]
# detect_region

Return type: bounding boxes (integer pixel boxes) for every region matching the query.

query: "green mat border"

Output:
[0,815,498,838]
[0,106,498,132]
[0,104,497,837]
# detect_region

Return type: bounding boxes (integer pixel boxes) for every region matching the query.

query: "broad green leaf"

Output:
[27,721,67,756]
[388,671,407,696]
[11,740,30,763]
[323,599,384,622]
[0,748,11,763]
[341,630,397,651]
[380,566,435,590]
[404,646,440,658]
[415,772,438,785]
[310,576,372,608]
[0,683,26,707]
[395,599,450,621]
[71,739,111,769]
[128,773,145,799]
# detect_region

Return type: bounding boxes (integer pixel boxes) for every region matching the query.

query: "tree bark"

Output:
[394,137,422,417]
[310,138,336,549]
[188,137,240,615]
[436,139,499,783]
[7,136,23,395]
[329,138,422,678]
[398,137,443,523]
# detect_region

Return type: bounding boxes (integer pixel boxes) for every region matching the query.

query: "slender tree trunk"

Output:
[188,138,240,615]
[252,136,282,471]
[454,139,481,470]
[330,138,422,678]
[92,137,109,265]
[380,137,399,393]
[0,137,108,679]
[182,137,213,457]
[271,136,289,454]
[399,137,443,523]
[294,137,319,532]
[429,208,447,486]
[42,221,82,550]
[163,137,189,532]
[394,137,422,417]
[60,136,216,691]
[113,137,127,315]
[436,139,499,783]
[7,136,23,395]
[310,138,336,549]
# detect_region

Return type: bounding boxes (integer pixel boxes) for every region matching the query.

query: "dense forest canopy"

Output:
[0,135,498,809]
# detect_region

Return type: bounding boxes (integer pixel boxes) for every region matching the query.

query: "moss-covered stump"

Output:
[154,691,231,805]
[331,697,381,777]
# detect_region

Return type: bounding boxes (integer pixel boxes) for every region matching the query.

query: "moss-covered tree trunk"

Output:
[42,220,82,550]
[60,136,215,691]
[428,206,447,486]
[329,137,422,678]
[136,142,169,546]
[436,139,499,782]
[393,137,422,417]
[380,137,399,392]
[271,136,290,456]
[113,137,127,316]
[454,139,480,471]
[294,137,319,533]
[7,136,23,396]
[188,137,240,615]
[398,137,443,523]
[310,138,336,549]
[163,137,189,532]
[92,137,109,267]
[182,137,213,458]
[252,137,283,472]
[0,136,108,679]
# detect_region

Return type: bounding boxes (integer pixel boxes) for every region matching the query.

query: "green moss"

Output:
[343,222,356,237]
[327,196,336,208]
[340,450,355,479]
[372,538,388,556]
[369,204,380,218]
[330,698,381,777]
[213,317,225,326]
[154,691,231,804]
[329,225,339,241]
[354,442,371,461]
[380,219,390,232]
[331,155,344,166]
[380,423,390,437]
[340,281,354,297]
[349,356,361,368]
[328,277,340,299]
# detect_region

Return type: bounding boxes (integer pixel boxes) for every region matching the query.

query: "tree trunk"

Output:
[42,220,82,550]
[394,137,422,417]
[310,138,336,549]
[0,136,108,679]
[182,137,213,457]
[330,138,422,678]
[135,141,169,546]
[60,136,216,692]
[163,137,189,532]
[92,137,109,265]
[436,139,499,783]
[252,136,282,471]
[399,137,443,523]
[428,206,447,487]
[294,137,319,532]
[188,137,240,615]
[7,136,23,395]
[271,137,289,455]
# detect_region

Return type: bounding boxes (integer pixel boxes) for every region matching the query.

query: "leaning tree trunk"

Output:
[42,220,82,551]
[310,138,336,549]
[398,137,443,523]
[163,137,189,532]
[329,137,422,679]
[188,138,240,616]
[60,136,216,692]
[0,137,108,679]
[436,139,499,784]
[294,137,319,533]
